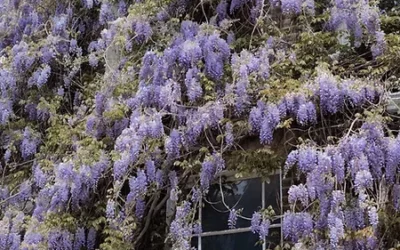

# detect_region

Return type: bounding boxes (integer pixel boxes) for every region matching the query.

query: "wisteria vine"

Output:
[0,0,398,249]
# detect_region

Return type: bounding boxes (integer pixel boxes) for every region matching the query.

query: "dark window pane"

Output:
[265,227,281,250]
[200,232,262,250]
[264,174,282,224]
[191,228,282,250]
[202,178,262,231]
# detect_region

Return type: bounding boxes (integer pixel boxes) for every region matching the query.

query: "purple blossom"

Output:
[258,219,270,239]
[317,71,343,114]
[285,150,298,172]
[331,190,345,210]
[393,184,400,211]
[127,170,148,203]
[135,20,153,43]
[249,101,265,132]
[74,228,86,250]
[165,129,181,159]
[298,147,317,173]
[228,209,238,229]
[33,164,47,188]
[178,40,202,66]
[180,21,199,40]
[288,184,309,206]
[135,198,146,218]
[21,127,39,160]
[106,200,115,220]
[230,0,250,14]
[145,160,156,183]
[24,232,42,245]
[191,187,201,203]
[281,0,302,14]
[328,212,345,248]
[225,122,234,147]
[48,230,73,250]
[83,0,94,9]
[216,0,228,22]
[371,31,386,58]
[192,222,202,234]
[95,93,106,116]
[86,228,96,250]
[99,2,114,25]
[354,170,373,191]
[251,212,262,233]
[368,206,378,229]
[184,67,202,102]
[259,103,280,144]
[89,54,99,67]
[113,151,131,181]
[296,101,317,125]
[283,212,313,242]
[202,34,230,80]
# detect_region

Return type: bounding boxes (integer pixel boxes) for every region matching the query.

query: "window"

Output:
[192,170,284,250]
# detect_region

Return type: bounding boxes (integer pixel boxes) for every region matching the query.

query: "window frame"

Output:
[193,169,284,250]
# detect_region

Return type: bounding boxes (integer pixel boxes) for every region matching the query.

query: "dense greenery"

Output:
[0,0,400,249]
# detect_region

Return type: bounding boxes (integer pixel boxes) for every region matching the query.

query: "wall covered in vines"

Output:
[0,0,400,249]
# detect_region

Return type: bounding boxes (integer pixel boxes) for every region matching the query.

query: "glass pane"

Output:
[190,228,281,250]
[191,232,262,250]
[264,174,282,224]
[265,227,281,250]
[202,178,262,231]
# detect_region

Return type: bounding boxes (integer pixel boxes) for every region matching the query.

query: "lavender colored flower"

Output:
[216,0,228,22]
[225,122,234,147]
[178,40,202,66]
[74,227,86,250]
[184,67,202,102]
[21,127,39,160]
[99,2,114,25]
[106,200,115,220]
[368,206,378,229]
[33,164,47,188]
[86,228,96,250]
[328,212,344,248]
[317,71,343,114]
[296,101,317,125]
[135,198,146,219]
[89,54,98,67]
[393,184,400,211]
[48,230,73,250]
[230,0,250,14]
[165,129,181,159]
[135,20,152,43]
[354,170,373,191]
[24,232,42,244]
[371,31,386,58]
[127,170,148,203]
[192,222,202,234]
[259,103,280,145]
[145,160,156,183]
[180,21,199,40]
[298,147,317,173]
[187,187,199,205]
[288,184,309,206]
[113,151,131,181]
[283,212,313,242]
[228,209,238,229]
[258,219,270,239]
[281,0,302,14]
[251,212,262,233]
[285,150,298,172]
[200,160,215,191]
